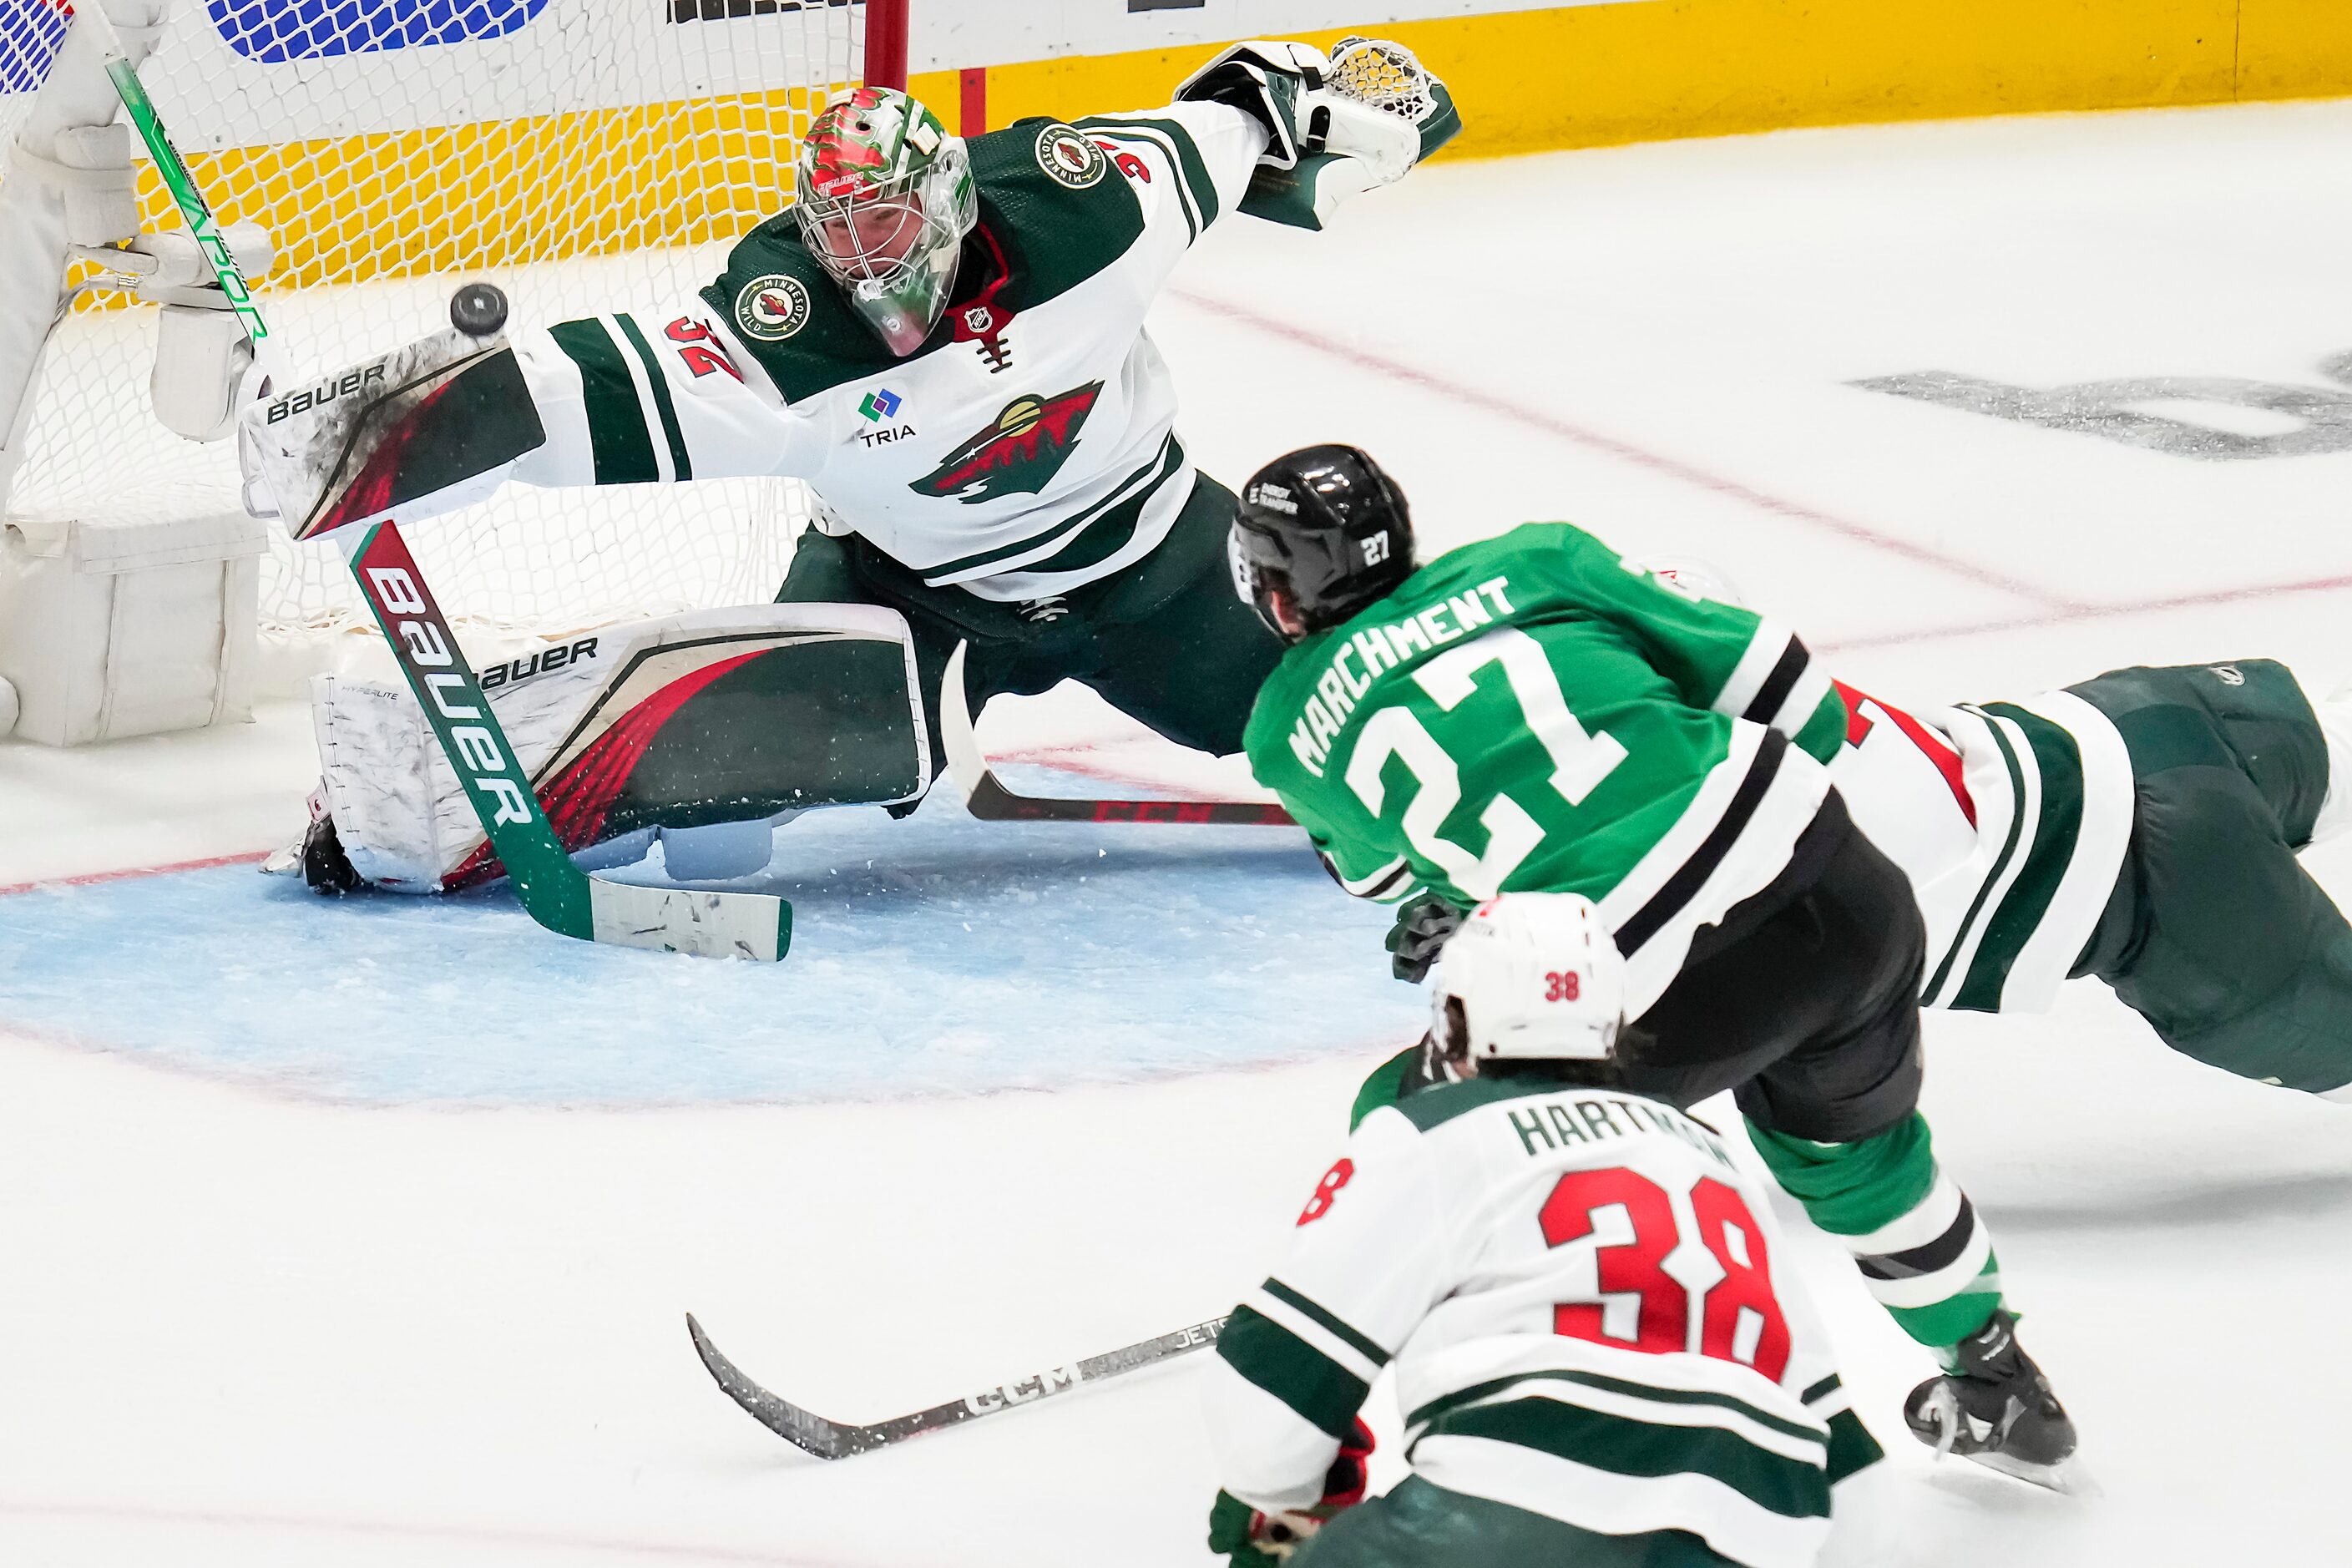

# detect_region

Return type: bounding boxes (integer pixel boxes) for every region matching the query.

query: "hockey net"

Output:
[0,0,889,670]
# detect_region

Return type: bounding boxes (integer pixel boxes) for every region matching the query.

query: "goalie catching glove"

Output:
[1176,37,1460,230]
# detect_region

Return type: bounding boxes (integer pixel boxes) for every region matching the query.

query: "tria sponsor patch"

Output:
[857,388,914,447]
[908,382,1103,503]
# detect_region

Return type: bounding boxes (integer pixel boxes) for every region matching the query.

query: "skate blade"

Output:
[1960,1448,2097,1496]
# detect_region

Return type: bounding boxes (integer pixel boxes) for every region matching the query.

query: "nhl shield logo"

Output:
[1034,124,1108,190]
[734,274,812,341]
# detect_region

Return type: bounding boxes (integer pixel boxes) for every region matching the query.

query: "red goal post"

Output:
[866,0,909,92]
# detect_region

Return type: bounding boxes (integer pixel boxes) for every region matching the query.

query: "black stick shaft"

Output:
[686,1313,1228,1459]
[940,640,1295,827]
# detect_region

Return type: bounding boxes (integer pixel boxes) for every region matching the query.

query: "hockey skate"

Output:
[1904,1309,2080,1491]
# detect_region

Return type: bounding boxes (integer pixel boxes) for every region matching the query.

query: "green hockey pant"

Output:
[1748,1113,2004,1349]
[2070,660,2352,1095]
[776,473,1285,787]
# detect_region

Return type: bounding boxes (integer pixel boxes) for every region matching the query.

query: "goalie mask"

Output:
[1229,444,1415,643]
[1431,893,1626,1065]
[794,88,977,356]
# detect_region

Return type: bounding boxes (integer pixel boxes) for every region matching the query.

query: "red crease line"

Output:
[0,850,271,898]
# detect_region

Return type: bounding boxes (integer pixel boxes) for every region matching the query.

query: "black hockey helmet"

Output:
[1228,445,1415,643]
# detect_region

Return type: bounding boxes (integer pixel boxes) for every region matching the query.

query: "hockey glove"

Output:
[1178,37,1460,230]
[1174,40,1330,170]
[238,327,545,539]
[1206,1419,1374,1565]
[1386,892,1464,983]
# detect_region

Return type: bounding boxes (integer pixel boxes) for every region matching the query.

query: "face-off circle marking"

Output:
[735,274,812,341]
[1034,124,1108,190]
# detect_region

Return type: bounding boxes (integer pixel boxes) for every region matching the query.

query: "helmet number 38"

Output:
[1343,627,1629,900]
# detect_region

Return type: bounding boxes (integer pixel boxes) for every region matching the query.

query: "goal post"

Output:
[0,0,907,741]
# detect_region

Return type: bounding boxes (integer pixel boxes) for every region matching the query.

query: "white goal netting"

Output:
[0,0,868,666]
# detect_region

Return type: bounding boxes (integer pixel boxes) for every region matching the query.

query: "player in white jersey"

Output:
[1828,660,2352,1100]
[1624,564,2352,1101]
[247,42,1459,891]
[1202,894,1889,1568]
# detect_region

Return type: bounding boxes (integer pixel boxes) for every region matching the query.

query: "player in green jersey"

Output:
[1227,446,2076,1485]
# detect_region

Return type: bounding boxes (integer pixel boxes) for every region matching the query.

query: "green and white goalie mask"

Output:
[793,88,977,356]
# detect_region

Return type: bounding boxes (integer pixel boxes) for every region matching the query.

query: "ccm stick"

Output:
[81,3,788,959]
[685,1311,1227,1459]
[941,640,1297,827]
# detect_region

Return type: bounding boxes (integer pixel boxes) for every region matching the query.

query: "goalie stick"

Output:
[940,640,1297,827]
[78,3,789,959]
[685,1310,1227,1459]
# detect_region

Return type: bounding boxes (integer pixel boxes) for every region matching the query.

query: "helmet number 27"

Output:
[1343,628,1628,899]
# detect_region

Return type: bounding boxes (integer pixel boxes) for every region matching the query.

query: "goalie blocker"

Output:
[292,603,929,893]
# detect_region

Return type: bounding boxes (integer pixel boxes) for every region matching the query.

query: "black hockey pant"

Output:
[2070,659,2352,1095]
[1620,797,2006,1348]
[776,473,1286,787]
[1624,792,1928,1144]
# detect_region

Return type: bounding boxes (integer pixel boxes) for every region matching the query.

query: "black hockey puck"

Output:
[449,281,509,338]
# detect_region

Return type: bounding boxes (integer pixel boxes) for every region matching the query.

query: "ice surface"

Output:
[6,97,2352,1565]
[0,774,1411,1105]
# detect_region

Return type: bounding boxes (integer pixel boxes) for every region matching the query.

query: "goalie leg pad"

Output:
[312,603,929,893]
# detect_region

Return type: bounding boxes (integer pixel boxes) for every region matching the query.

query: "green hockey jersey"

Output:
[1242,524,1848,1017]
[503,104,1268,602]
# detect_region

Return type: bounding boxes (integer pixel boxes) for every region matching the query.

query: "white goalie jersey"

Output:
[498,101,1275,605]
[1201,1077,1879,1568]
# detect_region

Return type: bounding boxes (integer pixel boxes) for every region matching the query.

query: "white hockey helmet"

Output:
[1430,893,1626,1064]
[1641,555,1748,609]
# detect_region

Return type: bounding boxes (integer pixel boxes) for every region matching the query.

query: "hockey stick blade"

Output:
[940,640,1296,826]
[685,1311,1228,1459]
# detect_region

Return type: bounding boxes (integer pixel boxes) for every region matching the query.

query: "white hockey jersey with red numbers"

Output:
[1201,1079,1879,1568]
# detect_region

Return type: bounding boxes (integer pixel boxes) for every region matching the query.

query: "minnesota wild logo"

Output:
[910,382,1103,503]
